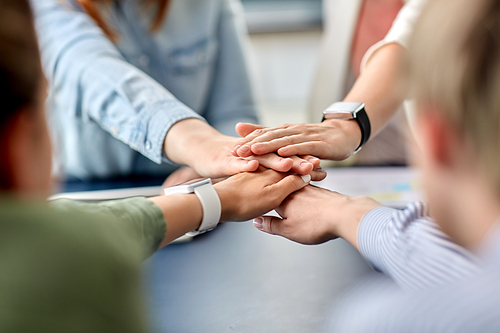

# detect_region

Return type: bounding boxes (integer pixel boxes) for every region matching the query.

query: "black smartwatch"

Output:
[322,102,371,153]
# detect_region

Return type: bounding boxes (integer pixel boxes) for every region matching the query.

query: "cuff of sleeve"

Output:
[128,101,205,165]
[360,40,405,74]
[358,206,398,271]
[101,197,167,259]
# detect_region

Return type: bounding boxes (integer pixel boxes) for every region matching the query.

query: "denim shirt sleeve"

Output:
[31,0,204,164]
[202,0,259,137]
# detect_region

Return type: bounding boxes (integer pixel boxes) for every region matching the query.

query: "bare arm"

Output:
[163,119,324,179]
[232,43,408,161]
[149,167,311,246]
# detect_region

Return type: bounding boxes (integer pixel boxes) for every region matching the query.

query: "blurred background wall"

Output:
[242,0,323,126]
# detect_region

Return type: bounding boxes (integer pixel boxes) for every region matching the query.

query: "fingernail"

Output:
[308,157,319,163]
[239,145,250,154]
[300,161,312,167]
[280,147,289,153]
[301,174,311,184]
[253,218,263,229]
[233,144,241,152]
[253,143,264,150]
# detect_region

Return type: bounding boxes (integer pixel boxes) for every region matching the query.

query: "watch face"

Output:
[323,102,365,120]
[163,178,212,196]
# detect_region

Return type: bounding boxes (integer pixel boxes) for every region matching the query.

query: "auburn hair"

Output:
[76,0,171,41]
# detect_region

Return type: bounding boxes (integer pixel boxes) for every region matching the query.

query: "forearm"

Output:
[342,43,408,138]
[163,118,227,166]
[148,194,202,247]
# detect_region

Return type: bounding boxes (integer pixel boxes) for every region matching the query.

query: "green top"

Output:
[0,196,166,333]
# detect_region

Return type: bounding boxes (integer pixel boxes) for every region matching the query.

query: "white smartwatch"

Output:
[163,178,221,236]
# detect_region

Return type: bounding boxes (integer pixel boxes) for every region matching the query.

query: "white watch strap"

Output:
[192,181,221,233]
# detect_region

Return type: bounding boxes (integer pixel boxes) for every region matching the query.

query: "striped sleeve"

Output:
[357,202,478,290]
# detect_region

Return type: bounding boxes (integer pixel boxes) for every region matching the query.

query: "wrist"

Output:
[164,119,223,166]
[150,193,203,245]
[213,182,237,222]
[322,118,363,155]
[334,196,381,250]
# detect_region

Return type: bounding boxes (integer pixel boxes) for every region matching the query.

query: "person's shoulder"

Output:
[0,199,147,332]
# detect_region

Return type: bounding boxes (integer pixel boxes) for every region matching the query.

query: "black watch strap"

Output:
[354,107,371,151]
[322,102,372,153]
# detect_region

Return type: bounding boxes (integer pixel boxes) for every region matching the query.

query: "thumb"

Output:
[253,216,284,235]
[235,122,265,137]
[226,157,259,175]
[271,174,311,199]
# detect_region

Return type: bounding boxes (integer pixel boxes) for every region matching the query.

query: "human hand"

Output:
[162,167,202,188]
[253,185,380,247]
[232,121,362,161]
[164,119,324,179]
[214,166,312,222]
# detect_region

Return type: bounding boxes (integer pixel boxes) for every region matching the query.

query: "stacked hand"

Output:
[163,118,380,246]
[231,121,362,162]
[253,185,380,247]
[164,119,326,182]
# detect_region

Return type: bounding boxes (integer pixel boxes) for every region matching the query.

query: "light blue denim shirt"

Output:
[32,0,258,180]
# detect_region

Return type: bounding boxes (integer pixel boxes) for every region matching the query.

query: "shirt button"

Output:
[139,54,150,67]
[145,140,152,150]
[111,127,120,136]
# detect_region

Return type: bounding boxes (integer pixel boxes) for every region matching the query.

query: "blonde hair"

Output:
[410,0,500,193]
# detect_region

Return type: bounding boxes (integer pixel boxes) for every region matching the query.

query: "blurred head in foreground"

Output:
[410,0,500,248]
[0,0,52,197]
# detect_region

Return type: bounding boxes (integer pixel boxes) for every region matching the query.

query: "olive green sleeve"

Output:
[49,197,167,259]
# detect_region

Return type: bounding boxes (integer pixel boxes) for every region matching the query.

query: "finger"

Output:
[301,155,321,169]
[232,125,272,156]
[234,126,296,157]
[268,174,311,204]
[224,157,259,176]
[277,141,328,158]
[235,122,265,137]
[310,168,327,181]
[247,131,305,155]
[289,155,314,175]
[253,216,282,235]
[248,153,294,173]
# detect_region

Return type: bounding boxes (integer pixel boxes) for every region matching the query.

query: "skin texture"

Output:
[164,119,326,180]
[162,166,202,188]
[232,43,408,162]
[151,167,310,245]
[253,185,380,249]
[253,105,500,254]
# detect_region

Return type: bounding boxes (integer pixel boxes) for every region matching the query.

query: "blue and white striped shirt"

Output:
[358,202,478,290]
[329,202,500,332]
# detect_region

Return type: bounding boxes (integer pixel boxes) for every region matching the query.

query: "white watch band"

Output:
[164,178,221,236]
[190,182,221,235]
